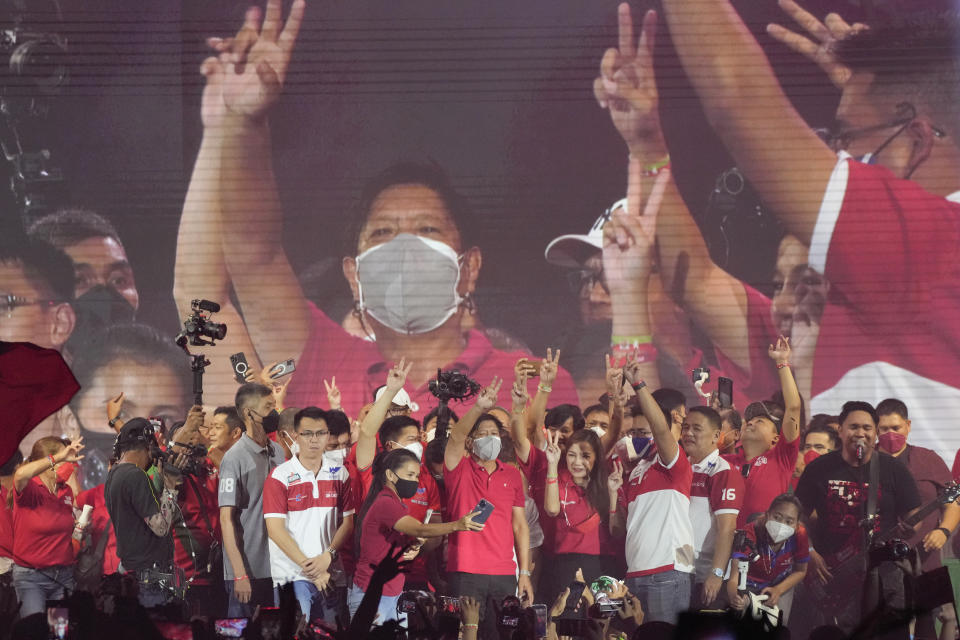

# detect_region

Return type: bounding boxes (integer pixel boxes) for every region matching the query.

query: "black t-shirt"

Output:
[795,450,920,558]
[104,462,173,571]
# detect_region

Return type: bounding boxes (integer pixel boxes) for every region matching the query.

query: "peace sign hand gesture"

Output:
[594,4,665,157]
[476,377,502,412]
[385,357,413,393]
[545,429,562,469]
[540,348,560,387]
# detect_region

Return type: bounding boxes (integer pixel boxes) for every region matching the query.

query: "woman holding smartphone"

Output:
[349,449,483,623]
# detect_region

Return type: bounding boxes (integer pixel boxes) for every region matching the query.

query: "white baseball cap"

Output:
[374,385,420,413]
[544,198,626,268]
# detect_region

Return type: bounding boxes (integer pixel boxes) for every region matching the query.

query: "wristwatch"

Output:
[519,569,532,577]
[108,417,120,429]
[712,567,724,579]
[325,547,338,560]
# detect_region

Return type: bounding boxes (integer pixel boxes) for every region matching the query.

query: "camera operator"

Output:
[154,416,224,617]
[104,418,183,608]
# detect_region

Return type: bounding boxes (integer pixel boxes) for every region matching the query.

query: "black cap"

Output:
[114,417,155,455]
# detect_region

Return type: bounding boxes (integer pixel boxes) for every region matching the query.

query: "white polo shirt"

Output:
[262,455,355,586]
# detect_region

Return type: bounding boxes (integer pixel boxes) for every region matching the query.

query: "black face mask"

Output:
[254,409,280,434]
[65,285,136,354]
[394,476,419,500]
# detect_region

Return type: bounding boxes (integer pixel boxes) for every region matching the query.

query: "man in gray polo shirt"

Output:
[219,382,286,616]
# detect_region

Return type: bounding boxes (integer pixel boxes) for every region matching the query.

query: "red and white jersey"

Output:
[689,449,743,579]
[263,456,355,586]
[624,447,694,577]
[808,155,960,466]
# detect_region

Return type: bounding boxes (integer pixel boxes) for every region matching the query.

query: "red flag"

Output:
[0,341,80,462]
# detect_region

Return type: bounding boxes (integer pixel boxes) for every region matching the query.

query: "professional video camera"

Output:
[428,368,481,403]
[175,299,227,348]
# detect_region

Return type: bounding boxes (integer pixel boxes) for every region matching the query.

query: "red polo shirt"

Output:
[354,488,413,596]
[13,476,75,568]
[285,303,580,421]
[723,435,800,529]
[444,454,524,576]
[549,469,623,556]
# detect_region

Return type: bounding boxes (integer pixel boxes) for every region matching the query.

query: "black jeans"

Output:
[447,572,517,639]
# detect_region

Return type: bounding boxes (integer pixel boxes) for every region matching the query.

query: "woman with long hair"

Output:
[541,428,626,604]
[349,448,484,624]
[10,435,84,616]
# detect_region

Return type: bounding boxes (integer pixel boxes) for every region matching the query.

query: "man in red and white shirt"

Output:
[263,407,355,625]
[624,382,694,624]
[681,406,743,608]
[722,338,802,528]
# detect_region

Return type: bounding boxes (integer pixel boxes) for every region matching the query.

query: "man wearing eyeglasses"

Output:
[264,406,355,625]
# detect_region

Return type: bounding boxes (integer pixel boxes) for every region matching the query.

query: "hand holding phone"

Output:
[471,499,495,525]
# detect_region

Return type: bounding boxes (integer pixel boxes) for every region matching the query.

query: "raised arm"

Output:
[639,381,677,465]
[356,359,412,470]
[528,350,559,451]
[13,437,84,493]
[769,335,801,443]
[601,356,630,454]
[596,5,755,374]
[174,52,263,405]
[543,430,563,517]
[444,378,502,471]
[658,0,837,245]
[509,372,533,464]
[214,0,312,365]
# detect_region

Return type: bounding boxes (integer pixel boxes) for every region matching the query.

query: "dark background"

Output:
[2,0,873,350]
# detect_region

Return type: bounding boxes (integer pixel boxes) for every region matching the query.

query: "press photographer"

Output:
[151,414,224,617]
[104,418,185,608]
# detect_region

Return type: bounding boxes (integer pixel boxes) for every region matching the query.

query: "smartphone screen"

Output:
[532,604,548,638]
[214,618,249,638]
[47,605,69,640]
[564,581,586,613]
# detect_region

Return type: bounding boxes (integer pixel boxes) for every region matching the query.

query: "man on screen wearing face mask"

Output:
[443,378,532,637]
[352,361,443,591]
[218,383,286,617]
[27,208,139,357]
[178,0,579,416]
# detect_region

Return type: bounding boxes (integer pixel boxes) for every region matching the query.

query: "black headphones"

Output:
[112,419,156,461]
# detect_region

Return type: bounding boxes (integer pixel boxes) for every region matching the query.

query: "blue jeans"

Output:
[292,580,340,625]
[12,564,74,618]
[626,570,692,624]
[347,583,402,627]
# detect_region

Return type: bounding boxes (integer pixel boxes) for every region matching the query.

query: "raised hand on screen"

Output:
[593,4,665,156]
[767,0,866,90]
[207,0,305,122]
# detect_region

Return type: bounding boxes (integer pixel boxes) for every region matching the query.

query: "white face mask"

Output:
[472,435,502,461]
[765,519,795,544]
[324,447,348,466]
[280,431,300,457]
[355,233,463,335]
[392,440,424,460]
